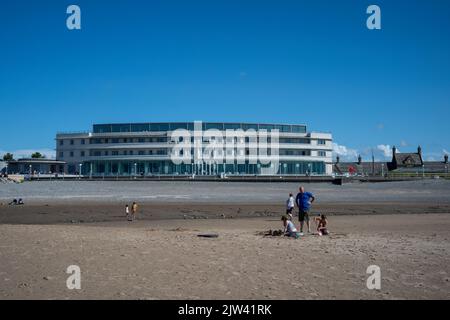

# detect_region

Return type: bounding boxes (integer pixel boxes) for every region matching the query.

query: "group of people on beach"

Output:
[281,186,328,238]
[125,202,138,221]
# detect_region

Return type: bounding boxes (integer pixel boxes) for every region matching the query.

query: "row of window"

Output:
[59,137,328,146]
[93,123,308,134]
[59,149,328,158]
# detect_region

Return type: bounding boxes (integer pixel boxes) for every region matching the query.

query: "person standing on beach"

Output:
[296,186,315,234]
[131,202,138,221]
[125,204,130,220]
[286,193,295,220]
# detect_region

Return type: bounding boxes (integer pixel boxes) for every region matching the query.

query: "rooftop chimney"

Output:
[357,155,362,165]
[418,145,422,156]
[336,156,340,164]
[445,154,448,164]
[392,145,397,157]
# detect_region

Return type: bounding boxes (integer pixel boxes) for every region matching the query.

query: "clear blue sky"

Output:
[1,0,449,160]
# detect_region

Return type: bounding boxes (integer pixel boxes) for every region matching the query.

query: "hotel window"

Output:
[104,151,109,156]
[318,139,326,145]
[94,151,101,156]
[70,151,74,157]
[318,151,326,157]
[112,151,119,156]
[80,151,85,157]
[138,138,145,143]
[138,151,145,155]
[123,150,128,155]
[81,139,85,145]
[70,140,74,145]
[59,151,64,158]
[112,138,119,143]
[59,140,64,146]
[129,151,134,155]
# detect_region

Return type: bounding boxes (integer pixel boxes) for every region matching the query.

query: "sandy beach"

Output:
[1,180,450,299]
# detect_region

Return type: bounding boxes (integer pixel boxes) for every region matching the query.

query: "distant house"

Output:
[333,146,449,176]
[387,146,423,171]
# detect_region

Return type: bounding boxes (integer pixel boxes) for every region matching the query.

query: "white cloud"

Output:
[0,149,56,160]
[400,140,407,147]
[377,144,394,158]
[332,143,358,161]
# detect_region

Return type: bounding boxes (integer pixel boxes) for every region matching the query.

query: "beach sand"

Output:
[1,213,449,299]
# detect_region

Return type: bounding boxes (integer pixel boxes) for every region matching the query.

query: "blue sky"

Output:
[1,0,449,161]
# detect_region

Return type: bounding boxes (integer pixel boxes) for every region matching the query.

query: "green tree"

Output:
[31,152,45,159]
[2,153,14,161]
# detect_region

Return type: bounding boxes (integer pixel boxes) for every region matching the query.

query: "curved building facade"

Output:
[56,122,333,176]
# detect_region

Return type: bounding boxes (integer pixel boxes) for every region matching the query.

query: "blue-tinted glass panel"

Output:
[150,123,170,131]
[259,124,274,131]
[242,123,258,131]
[93,124,112,133]
[204,123,223,130]
[224,123,241,130]
[170,123,188,130]
[131,123,149,132]
[291,125,306,133]
[112,124,131,132]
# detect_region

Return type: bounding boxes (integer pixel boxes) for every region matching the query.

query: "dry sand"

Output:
[0,214,449,299]
[1,180,449,299]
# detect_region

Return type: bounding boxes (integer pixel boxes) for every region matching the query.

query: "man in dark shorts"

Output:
[295,186,315,234]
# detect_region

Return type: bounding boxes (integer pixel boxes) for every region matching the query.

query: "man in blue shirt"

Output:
[295,186,315,233]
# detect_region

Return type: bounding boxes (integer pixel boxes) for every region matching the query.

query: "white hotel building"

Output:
[56,122,333,176]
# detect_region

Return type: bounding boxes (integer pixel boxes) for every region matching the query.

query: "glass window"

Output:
[224,123,241,130]
[204,123,224,130]
[258,124,274,131]
[70,151,74,157]
[59,140,64,146]
[112,124,131,132]
[318,151,326,157]
[242,123,258,131]
[80,151,85,157]
[59,152,64,158]
[93,124,112,133]
[318,139,326,145]
[70,140,74,145]
[150,123,169,131]
[170,123,188,130]
[131,123,149,132]
[291,125,306,133]
[81,139,85,145]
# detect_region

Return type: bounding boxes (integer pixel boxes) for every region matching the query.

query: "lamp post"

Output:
[79,163,82,179]
[381,163,384,178]
[422,164,425,178]
[134,163,137,178]
[29,164,32,177]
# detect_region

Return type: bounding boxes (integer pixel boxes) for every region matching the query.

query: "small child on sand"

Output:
[286,193,295,220]
[281,215,299,238]
[316,214,329,235]
[125,204,130,220]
